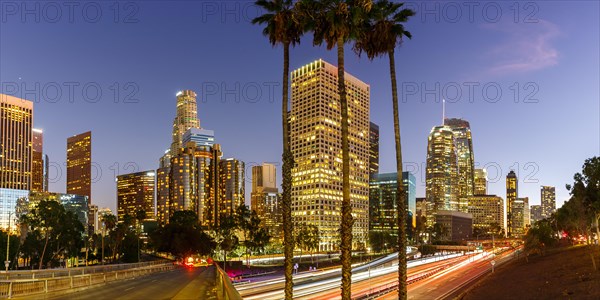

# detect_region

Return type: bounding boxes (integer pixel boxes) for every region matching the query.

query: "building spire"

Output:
[442,98,446,125]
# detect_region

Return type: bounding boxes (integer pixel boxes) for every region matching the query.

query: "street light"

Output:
[5,212,14,272]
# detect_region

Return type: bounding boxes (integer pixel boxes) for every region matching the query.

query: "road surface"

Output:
[20,266,217,300]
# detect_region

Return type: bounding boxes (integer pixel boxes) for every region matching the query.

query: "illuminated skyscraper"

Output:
[170,90,200,155]
[506,170,518,236]
[0,94,33,190]
[219,158,245,220]
[467,195,504,235]
[530,205,543,223]
[116,170,156,221]
[511,197,529,237]
[156,166,170,224]
[444,118,474,212]
[426,125,458,218]
[369,122,379,179]
[474,168,488,195]
[290,59,370,251]
[67,131,92,205]
[369,172,416,235]
[540,186,556,218]
[251,164,281,239]
[31,128,48,192]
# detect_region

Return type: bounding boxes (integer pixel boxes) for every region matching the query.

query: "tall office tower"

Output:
[116,170,156,221]
[89,204,99,233]
[156,166,170,224]
[251,164,281,239]
[426,125,458,217]
[67,131,92,203]
[467,195,505,235]
[31,128,48,192]
[369,172,416,235]
[506,170,518,236]
[474,168,488,195]
[530,205,543,223]
[170,90,200,155]
[444,118,474,212]
[523,197,530,227]
[369,122,380,179]
[290,59,370,251]
[0,94,33,190]
[511,197,528,236]
[219,158,245,220]
[540,186,556,218]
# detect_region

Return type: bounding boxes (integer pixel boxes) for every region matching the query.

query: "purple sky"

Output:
[1,1,598,213]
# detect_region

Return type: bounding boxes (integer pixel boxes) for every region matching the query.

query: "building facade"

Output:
[530,205,543,224]
[0,189,28,232]
[444,118,475,211]
[506,170,518,236]
[0,94,33,190]
[170,90,201,155]
[540,186,556,219]
[31,128,48,192]
[290,59,370,251]
[251,165,281,240]
[467,195,504,235]
[219,158,245,220]
[474,168,488,195]
[67,131,92,205]
[369,172,417,234]
[435,210,473,242]
[116,170,156,221]
[511,197,529,237]
[17,191,89,229]
[369,122,379,179]
[426,125,458,218]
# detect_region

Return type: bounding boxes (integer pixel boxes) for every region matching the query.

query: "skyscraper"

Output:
[530,205,543,223]
[156,166,170,224]
[426,125,458,217]
[506,170,518,236]
[31,128,48,192]
[474,168,488,195]
[444,118,475,211]
[512,197,529,236]
[467,195,504,235]
[251,164,281,239]
[67,131,92,207]
[170,90,200,155]
[219,158,245,220]
[0,94,33,190]
[290,59,370,251]
[116,170,156,221]
[540,186,556,218]
[369,172,416,235]
[369,122,379,179]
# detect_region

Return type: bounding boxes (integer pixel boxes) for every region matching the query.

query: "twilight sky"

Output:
[1,1,598,213]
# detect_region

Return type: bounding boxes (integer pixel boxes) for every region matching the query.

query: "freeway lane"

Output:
[19,266,217,300]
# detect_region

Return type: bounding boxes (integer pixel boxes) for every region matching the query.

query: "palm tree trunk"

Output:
[389,49,407,300]
[338,37,353,300]
[281,40,295,300]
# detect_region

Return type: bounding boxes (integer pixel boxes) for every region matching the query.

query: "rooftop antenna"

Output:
[442,98,446,125]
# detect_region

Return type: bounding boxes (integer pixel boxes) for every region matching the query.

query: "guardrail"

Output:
[214,264,243,300]
[0,263,175,299]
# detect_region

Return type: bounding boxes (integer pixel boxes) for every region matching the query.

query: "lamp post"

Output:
[5,212,13,272]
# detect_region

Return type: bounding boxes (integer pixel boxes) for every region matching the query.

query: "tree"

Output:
[295,223,321,263]
[0,231,20,270]
[524,219,556,261]
[235,204,253,267]
[252,1,304,297]
[296,1,372,297]
[566,157,600,244]
[214,217,239,273]
[150,210,215,260]
[354,1,414,297]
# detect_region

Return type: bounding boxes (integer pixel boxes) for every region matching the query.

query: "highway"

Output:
[24,266,217,300]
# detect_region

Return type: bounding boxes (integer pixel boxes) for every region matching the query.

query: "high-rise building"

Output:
[156,166,170,224]
[17,191,89,229]
[426,125,458,217]
[506,170,518,236]
[474,168,488,195]
[219,158,245,220]
[182,128,214,148]
[67,131,92,205]
[116,170,156,221]
[1,94,33,190]
[251,164,281,239]
[290,59,370,251]
[511,197,529,236]
[369,172,417,235]
[31,128,48,192]
[89,204,99,233]
[369,122,379,179]
[170,90,200,155]
[444,118,475,211]
[0,188,28,231]
[467,195,504,235]
[540,186,556,219]
[530,205,543,224]
[434,210,473,241]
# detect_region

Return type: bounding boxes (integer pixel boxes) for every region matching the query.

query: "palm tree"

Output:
[354,1,413,298]
[297,1,372,298]
[252,2,303,297]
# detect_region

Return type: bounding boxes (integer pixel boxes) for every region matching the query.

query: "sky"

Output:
[1,1,599,214]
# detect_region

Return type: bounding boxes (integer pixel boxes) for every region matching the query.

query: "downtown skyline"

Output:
[1,1,598,213]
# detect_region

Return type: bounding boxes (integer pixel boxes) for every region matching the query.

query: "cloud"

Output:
[481,20,560,76]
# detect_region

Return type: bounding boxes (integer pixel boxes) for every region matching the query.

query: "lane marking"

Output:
[124,287,135,291]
